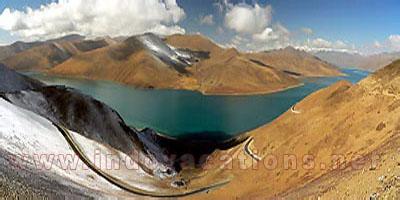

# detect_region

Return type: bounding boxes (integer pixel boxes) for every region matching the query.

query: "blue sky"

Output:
[178,0,399,46]
[0,0,399,54]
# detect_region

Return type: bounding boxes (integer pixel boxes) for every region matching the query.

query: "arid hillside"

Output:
[49,33,303,95]
[0,33,347,95]
[1,38,111,71]
[50,35,193,90]
[0,33,352,95]
[246,46,345,77]
[167,34,344,78]
[165,34,225,56]
[315,50,400,71]
[188,59,400,199]
[0,34,84,60]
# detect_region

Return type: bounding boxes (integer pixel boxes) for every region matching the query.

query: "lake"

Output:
[25,69,370,141]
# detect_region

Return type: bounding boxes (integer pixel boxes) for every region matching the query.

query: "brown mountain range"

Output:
[314,50,400,71]
[246,46,345,77]
[50,35,195,90]
[188,59,400,199]
[1,38,111,71]
[48,33,309,95]
[1,33,344,95]
[0,34,85,60]
[166,35,344,77]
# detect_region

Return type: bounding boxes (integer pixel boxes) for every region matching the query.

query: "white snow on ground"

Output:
[137,34,190,67]
[72,132,174,192]
[0,98,125,196]
[0,98,228,198]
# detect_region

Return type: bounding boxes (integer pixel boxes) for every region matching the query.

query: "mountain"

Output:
[245,46,345,77]
[191,59,400,199]
[48,34,200,90]
[0,63,44,92]
[1,37,112,71]
[0,64,241,197]
[314,50,400,71]
[48,33,302,95]
[1,33,345,95]
[0,41,44,60]
[0,34,85,60]
[165,34,225,56]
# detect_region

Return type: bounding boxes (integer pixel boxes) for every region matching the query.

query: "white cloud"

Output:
[295,38,354,53]
[224,3,272,35]
[200,14,214,25]
[0,0,186,41]
[252,28,276,42]
[388,34,400,51]
[148,25,185,36]
[221,2,295,52]
[247,22,291,51]
[306,38,333,48]
[361,34,400,55]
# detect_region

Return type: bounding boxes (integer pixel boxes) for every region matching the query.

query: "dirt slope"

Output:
[1,39,111,71]
[3,34,346,95]
[49,36,192,90]
[246,46,345,77]
[187,59,400,199]
[315,50,400,71]
[49,34,302,95]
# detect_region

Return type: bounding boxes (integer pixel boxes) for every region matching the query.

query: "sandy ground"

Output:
[0,151,97,199]
[283,138,400,199]
[184,61,400,199]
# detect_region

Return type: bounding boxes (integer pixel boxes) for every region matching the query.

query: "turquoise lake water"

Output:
[25,69,370,141]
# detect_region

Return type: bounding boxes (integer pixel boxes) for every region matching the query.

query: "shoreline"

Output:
[199,82,305,96]
[35,71,309,96]
[18,68,352,96]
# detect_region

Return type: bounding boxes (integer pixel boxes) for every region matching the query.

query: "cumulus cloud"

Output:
[224,3,272,35]
[200,14,214,25]
[362,34,400,54]
[252,28,276,42]
[220,0,296,52]
[305,38,333,49]
[220,1,295,52]
[0,0,186,41]
[388,34,400,51]
[245,22,292,51]
[295,38,354,52]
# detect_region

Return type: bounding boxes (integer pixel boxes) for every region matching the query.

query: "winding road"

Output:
[291,104,301,114]
[244,137,261,162]
[51,121,229,198]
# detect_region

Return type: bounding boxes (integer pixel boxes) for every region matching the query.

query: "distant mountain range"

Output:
[1,36,116,71]
[313,50,400,71]
[246,46,344,77]
[0,34,85,60]
[0,33,343,95]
